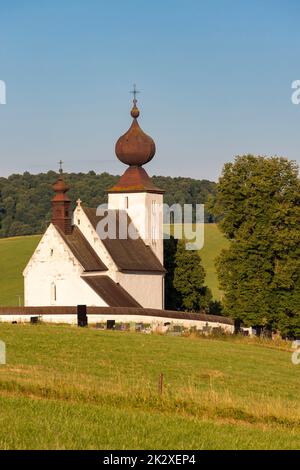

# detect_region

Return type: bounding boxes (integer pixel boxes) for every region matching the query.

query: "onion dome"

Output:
[52,177,70,200]
[52,163,70,202]
[115,100,156,167]
[51,162,72,235]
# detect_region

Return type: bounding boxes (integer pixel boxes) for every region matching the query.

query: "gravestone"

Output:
[77,305,88,327]
[107,320,115,330]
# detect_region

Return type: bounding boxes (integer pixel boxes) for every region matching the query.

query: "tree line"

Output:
[0,171,216,238]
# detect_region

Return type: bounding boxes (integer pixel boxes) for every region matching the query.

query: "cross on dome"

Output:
[130,83,140,106]
[58,160,64,174]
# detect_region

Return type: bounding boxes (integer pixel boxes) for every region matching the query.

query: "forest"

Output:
[0,171,216,237]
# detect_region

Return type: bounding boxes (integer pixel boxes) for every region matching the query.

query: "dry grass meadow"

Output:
[0,323,299,449]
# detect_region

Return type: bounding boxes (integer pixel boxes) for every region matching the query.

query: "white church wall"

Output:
[108,192,164,264]
[23,225,108,307]
[115,272,164,309]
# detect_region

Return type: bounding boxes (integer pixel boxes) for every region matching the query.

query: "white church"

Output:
[23,97,166,310]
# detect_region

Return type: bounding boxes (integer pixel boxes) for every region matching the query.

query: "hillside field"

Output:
[0,323,298,449]
[0,224,228,306]
[0,227,298,450]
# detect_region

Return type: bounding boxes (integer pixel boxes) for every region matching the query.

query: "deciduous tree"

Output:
[173,239,211,311]
[212,155,300,336]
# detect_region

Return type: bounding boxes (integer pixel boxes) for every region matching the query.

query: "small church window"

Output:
[50,249,54,256]
[51,282,57,303]
[152,200,156,214]
[124,197,129,209]
[78,219,81,225]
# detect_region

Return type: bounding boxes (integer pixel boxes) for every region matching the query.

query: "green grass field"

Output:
[0,323,298,449]
[0,235,41,306]
[0,225,227,306]
[200,224,229,299]
[0,229,298,450]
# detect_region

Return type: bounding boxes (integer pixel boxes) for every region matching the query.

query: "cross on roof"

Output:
[76,198,82,207]
[58,160,64,174]
[130,83,140,105]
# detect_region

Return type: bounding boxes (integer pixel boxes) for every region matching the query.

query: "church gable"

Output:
[24,223,107,277]
[56,225,107,272]
[23,224,81,277]
[23,224,146,308]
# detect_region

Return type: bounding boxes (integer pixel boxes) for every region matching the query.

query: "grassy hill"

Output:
[0,323,298,449]
[0,235,42,306]
[0,224,228,306]
[0,230,296,450]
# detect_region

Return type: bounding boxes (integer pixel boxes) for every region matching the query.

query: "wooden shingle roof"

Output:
[107,166,164,193]
[82,275,141,307]
[82,207,166,273]
[55,225,107,272]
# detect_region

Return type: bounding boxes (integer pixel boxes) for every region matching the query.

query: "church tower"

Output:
[108,89,164,263]
[51,163,72,235]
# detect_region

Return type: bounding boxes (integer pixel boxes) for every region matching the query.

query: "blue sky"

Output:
[0,0,299,181]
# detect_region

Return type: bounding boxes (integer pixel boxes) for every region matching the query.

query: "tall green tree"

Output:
[212,155,300,336]
[173,239,211,311]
